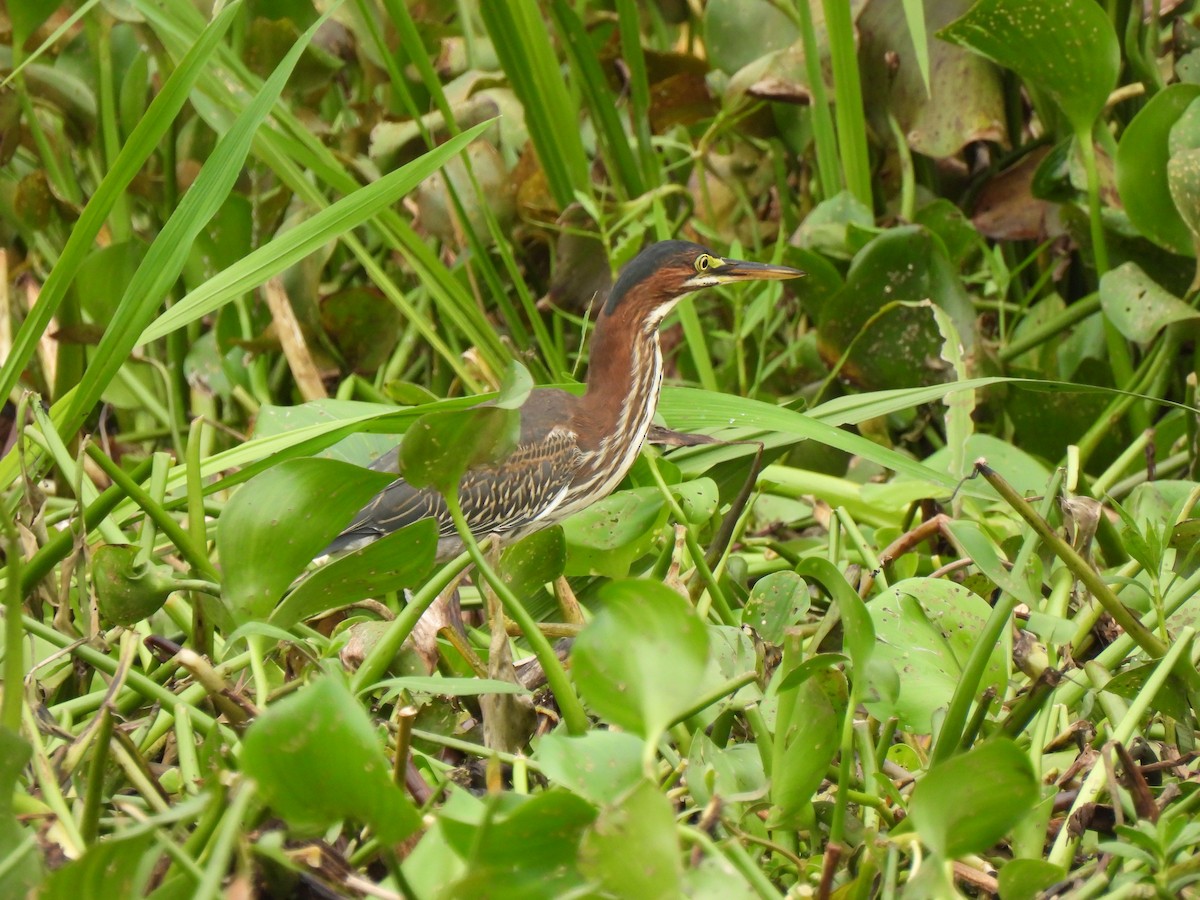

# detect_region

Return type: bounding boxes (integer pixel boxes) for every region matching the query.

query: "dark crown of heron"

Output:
[602,240,714,319]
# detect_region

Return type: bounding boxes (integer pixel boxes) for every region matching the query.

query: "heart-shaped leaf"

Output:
[270,519,438,628]
[536,731,645,805]
[1099,262,1199,344]
[742,571,810,644]
[1115,84,1200,256]
[866,577,1009,732]
[218,458,396,623]
[571,580,709,738]
[579,780,683,900]
[938,0,1118,137]
[909,738,1039,858]
[93,544,181,626]
[240,676,419,843]
[399,405,519,496]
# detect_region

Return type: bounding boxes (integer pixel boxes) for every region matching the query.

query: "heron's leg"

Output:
[478,537,536,755]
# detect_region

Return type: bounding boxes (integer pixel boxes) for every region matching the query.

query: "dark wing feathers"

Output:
[321,425,582,555]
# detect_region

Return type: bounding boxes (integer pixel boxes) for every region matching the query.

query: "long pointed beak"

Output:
[710,257,805,284]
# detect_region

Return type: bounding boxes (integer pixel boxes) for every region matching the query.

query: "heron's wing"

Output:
[321,424,582,554]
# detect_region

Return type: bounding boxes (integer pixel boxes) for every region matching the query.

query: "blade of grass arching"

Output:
[134,1,505,385]
[0,1,240,422]
[901,0,931,96]
[88,13,131,244]
[549,0,646,199]
[137,121,492,344]
[478,1,591,209]
[821,0,872,207]
[52,6,336,442]
[378,0,544,367]
[793,0,841,200]
[614,0,661,191]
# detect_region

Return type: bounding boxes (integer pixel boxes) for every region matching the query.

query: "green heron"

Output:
[324,240,804,558]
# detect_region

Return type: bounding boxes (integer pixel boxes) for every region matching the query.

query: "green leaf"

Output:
[672,478,720,525]
[908,738,1039,858]
[571,580,709,739]
[859,0,1005,159]
[439,790,596,899]
[996,859,1067,900]
[938,0,1119,136]
[1168,147,1200,252]
[217,459,395,623]
[0,1,241,423]
[536,731,646,805]
[817,226,976,391]
[1116,84,1200,256]
[498,526,566,600]
[579,780,683,899]
[562,487,667,578]
[93,544,182,626]
[1100,262,1200,344]
[139,118,496,344]
[240,676,419,842]
[865,577,1009,732]
[704,0,800,75]
[55,6,334,442]
[795,557,874,671]
[742,571,810,644]
[270,519,438,628]
[398,405,519,496]
[687,734,767,811]
[41,833,156,900]
[0,728,40,896]
[493,359,534,410]
[769,668,845,827]
[478,2,590,209]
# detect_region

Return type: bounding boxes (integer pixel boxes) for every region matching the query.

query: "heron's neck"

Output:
[577,314,663,450]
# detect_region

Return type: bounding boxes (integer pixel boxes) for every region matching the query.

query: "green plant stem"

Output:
[1049,628,1195,867]
[643,454,737,625]
[822,0,872,207]
[443,492,588,736]
[794,0,841,200]
[1,514,25,734]
[84,443,219,581]
[1075,336,1171,466]
[349,553,473,693]
[929,471,1061,764]
[18,614,219,732]
[997,294,1100,362]
[1076,125,1110,275]
[193,782,256,900]
[671,671,759,727]
[886,112,915,221]
[79,707,114,844]
[976,462,1166,658]
[678,827,784,900]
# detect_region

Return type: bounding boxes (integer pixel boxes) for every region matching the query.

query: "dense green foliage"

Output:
[4,0,1200,896]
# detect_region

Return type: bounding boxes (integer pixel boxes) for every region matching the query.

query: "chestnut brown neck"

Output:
[573,308,664,453]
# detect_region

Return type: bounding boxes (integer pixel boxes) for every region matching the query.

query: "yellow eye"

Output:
[696,255,711,271]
